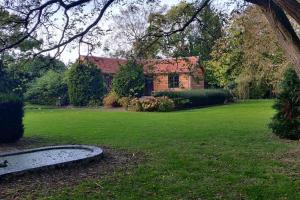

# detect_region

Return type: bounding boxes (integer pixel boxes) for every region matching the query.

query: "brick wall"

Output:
[179,74,189,89]
[153,73,202,92]
[105,72,204,93]
[153,75,168,91]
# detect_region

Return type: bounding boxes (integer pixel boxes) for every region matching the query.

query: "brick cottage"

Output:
[80,56,204,95]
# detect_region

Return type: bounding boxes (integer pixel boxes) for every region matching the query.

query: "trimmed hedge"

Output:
[154,89,232,109]
[0,93,24,143]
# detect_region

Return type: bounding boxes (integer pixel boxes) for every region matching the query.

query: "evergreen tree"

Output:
[269,68,300,140]
[67,62,104,106]
[112,60,145,97]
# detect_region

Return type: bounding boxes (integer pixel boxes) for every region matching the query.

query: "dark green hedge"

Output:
[67,62,104,106]
[154,89,232,109]
[112,60,145,97]
[0,93,24,143]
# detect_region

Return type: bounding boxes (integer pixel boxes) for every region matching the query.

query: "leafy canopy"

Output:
[206,6,289,99]
[25,70,68,106]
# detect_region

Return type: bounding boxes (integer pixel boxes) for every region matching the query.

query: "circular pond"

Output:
[0,145,103,178]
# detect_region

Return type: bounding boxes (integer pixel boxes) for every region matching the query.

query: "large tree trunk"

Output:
[275,0,300,24]
[246,0,300,77]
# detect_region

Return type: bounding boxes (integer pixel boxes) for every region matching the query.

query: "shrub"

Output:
[118,97,131,109]
[128,96,174,112]
[269,68,300,140]
[67,62,104,106]
[140,97,160,112]
[154,89,232,109]
[157,96,175,112]
[103,91,120,107]
[0,93,24,143]
[25,70,68,106]
[112,60,145,97]
[128,98,143,112]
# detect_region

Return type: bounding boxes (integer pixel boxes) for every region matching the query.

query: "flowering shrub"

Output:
[157,96,175,112]
[128,96,174,112]
[128,98,143,111]
[140,97,160,112]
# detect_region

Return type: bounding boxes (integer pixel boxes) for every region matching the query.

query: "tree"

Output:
[25,70,69,106]
[0,9,41,55]
[206,6,289,99]
[67,62,104,106]
[5,55,66,96]
[245,0,300,77]
[104,2,164,58]
[112,60,145,97]
[269,68,300,140]
[0,61,15,94]
[140,2,223,60]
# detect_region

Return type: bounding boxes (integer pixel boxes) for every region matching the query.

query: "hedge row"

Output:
[0,93,24,143]
[154,89,232,109]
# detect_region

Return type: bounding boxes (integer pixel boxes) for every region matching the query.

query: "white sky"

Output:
[52,0,233,64]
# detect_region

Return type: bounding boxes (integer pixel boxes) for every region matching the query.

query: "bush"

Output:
[25,70,68,106]
[0,93,24,143]
[112,60,145,97]
[118,97,131,109]
[128,98,143,112]
[157,97,175,112]
[128,96,174,112]
[269,68,300,140]
[140,97,160,112]
[154,89,232,109]
[103,91,120,107]
[67,62,104,106]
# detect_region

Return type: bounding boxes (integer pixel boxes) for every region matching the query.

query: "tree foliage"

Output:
[67,62,104,106]
[0,61,15,94]
[269,68,300,140]
[112,60,145,97]
[0,9,41,54]
[139,2,223,60]
[206,6,289,99]
[5,55,66,96]
[25,70,69,106]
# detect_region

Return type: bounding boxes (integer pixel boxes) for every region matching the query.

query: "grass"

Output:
[24,100,300,200]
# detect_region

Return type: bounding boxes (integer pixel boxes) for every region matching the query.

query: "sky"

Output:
[50,0,233,64]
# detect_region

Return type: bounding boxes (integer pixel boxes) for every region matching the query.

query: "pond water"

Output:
[0,145,103,177]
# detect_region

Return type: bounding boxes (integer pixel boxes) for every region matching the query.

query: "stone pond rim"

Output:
[0,145,103,178]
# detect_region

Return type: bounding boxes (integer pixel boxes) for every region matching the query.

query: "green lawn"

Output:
[24,100,300,200]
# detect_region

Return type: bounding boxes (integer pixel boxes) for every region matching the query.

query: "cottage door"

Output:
[144,75,154,96]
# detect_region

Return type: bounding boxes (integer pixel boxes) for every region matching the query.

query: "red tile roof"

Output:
[80,56,201,74]
[80,56,127,74]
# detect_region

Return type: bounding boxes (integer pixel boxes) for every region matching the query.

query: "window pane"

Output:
[168,74,179,88]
